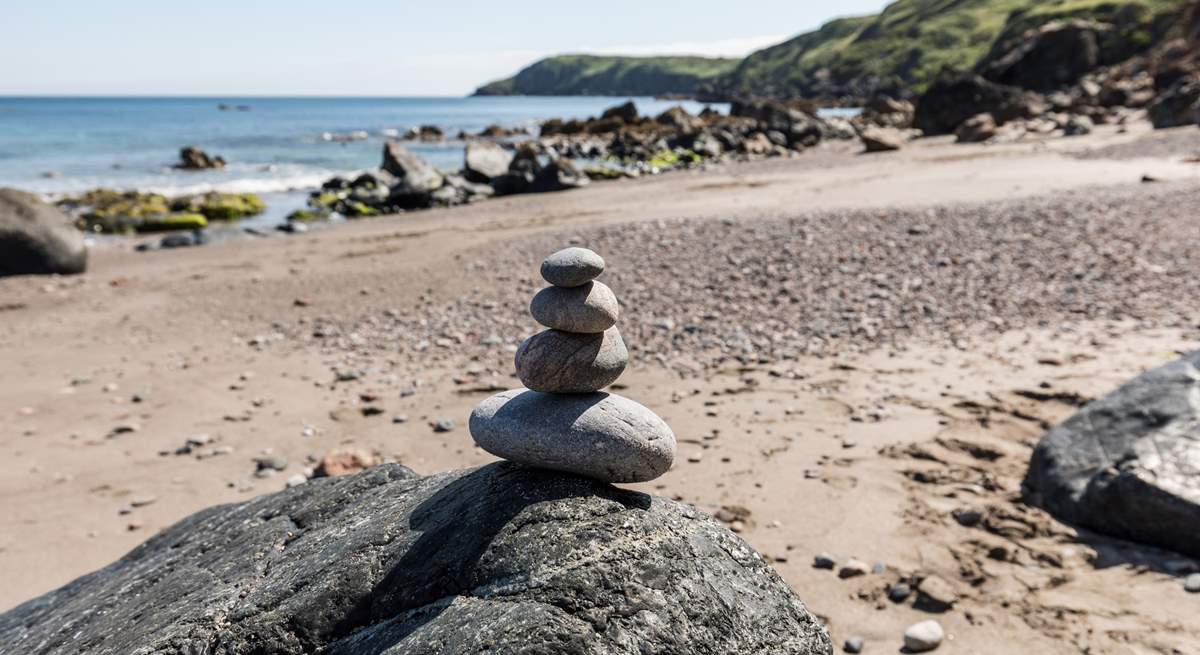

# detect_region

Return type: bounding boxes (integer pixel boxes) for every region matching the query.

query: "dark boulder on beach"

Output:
[174,146,225,170]
[1147,77,1200,128]
[914,73,1043,135]
[1023,351,1200,558]
[980,20,1106,92]
[0,463,832,655]
[383,142,446,209]
[0,188,87,277]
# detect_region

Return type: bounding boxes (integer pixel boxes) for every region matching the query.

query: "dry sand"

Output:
[2,122,1200,654]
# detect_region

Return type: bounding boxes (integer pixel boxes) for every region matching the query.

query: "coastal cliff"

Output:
[472,54,737,97]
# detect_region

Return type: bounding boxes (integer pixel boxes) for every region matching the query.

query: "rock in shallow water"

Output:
[0,463,831,654]
[540,246,605,287]
[529,280,619,333]
[470,389,676,482]
[515,326,627,393]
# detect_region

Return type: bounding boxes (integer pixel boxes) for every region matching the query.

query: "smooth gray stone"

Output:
[469,389,677,483]
[529,281,619,333]
[1023,350,1200,558]
[903,620,944,652]
[0,463,833,654]
[0,188,87,277]
[515,326,627,393]
[540,247,605,287]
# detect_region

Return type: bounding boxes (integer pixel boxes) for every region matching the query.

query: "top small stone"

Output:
[541,247,605,287]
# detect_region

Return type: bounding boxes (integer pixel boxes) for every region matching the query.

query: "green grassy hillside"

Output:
[473,55,739,96]
[716,0,1187,97]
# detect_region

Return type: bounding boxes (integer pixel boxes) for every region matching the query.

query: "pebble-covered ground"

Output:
[1073,128,1200,160]
[301,180,1200,376]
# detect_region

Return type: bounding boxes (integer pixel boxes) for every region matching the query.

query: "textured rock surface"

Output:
[0,188,87,277]
[463,142,513,184]
[541,247,605,287]
[382,142,444,193]
[515,326,627,393]
[0,463,830,654]
[529,281,619,333]
[1023,351,1200,558]
[470,391,676,482]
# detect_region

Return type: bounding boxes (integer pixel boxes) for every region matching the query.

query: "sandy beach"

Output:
[4,122,1200,653]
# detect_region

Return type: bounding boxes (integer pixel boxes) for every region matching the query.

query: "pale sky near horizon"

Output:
[1,1,892,96]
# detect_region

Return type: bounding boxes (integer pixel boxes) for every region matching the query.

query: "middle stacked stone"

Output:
[514,247,627,393]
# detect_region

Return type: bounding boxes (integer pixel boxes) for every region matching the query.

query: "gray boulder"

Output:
[0,463,831,654]
[463,142,513,184]
[515,326,627,393]
[1148,77,1200,129]
[0,188,87,277]
[470,392,676,483]
[1023,351,1200,558]
[529,281,619,333]
[382,142,444,194]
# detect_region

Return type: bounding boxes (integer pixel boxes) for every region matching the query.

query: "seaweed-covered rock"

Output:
[0,188,87,277]
[1023,351,1200,558]
[0,463,832,655]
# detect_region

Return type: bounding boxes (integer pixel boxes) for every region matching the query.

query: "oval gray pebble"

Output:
[541,247,605,287]
[529,281,619,333]
[469,389,676,483]
[515,326,627,393]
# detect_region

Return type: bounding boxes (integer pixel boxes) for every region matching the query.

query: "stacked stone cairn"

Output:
[469,247,677,483]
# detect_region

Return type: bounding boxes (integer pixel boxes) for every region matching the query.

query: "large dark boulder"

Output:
[980,20,1106,92]
[914,73,1042,135]
[600,100,639,123]
[1147,76,1200,128]
[0,463,831,654]
[1023,352,1200,558]
[0,188,87,277]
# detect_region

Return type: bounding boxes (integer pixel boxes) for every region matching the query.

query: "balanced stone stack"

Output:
[470,247,677,483]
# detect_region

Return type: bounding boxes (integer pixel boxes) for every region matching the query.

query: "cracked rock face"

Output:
[1023,351,1200,558]
[0,464,832,655]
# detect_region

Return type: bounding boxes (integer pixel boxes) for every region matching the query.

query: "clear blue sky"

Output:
[1,0,891,96]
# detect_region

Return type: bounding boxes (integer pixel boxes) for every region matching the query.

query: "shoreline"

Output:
[3,123,1200,652]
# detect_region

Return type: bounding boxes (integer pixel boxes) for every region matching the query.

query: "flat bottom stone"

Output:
[469,389,676,483]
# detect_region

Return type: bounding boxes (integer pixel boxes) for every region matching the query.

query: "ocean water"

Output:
[0,96,728,199]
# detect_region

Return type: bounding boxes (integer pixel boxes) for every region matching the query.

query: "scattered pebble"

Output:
[888,582,913,603]
[838,559,869,579]
[1185,573,1200,593]
[813,554,836,570]
[432,418,455,433]
[843,636,865,653]
[903,620,944,652]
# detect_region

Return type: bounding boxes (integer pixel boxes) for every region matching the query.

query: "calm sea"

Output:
[0,96,727,198]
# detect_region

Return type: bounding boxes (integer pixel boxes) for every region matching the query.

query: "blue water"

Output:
[0,96,727,197]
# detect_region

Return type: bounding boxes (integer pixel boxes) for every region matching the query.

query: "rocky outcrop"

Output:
[980,20,1107,92]
[0,189,87,277]
[1023,351,1200,558]
[0,463,832,654]
[955,113,998,143]
[463,142,514,184]
[914,73,1043,135]
[1147,76,1200,128]
[174,146,225,170]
